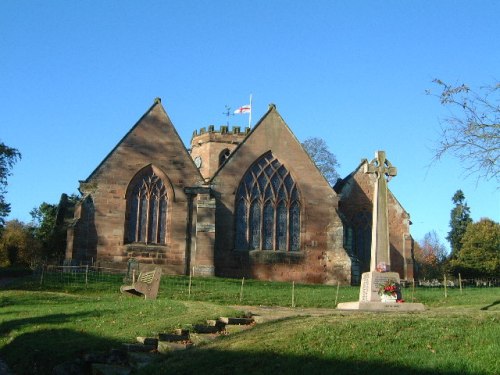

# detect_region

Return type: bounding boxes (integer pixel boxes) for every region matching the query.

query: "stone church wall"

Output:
[66,101,203,274]
[211,106,351,285]
[66,100,412,285]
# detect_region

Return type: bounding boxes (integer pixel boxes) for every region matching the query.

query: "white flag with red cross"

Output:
[234,104,251,114]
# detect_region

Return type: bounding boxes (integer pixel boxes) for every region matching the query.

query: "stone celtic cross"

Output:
[364,151,397,272]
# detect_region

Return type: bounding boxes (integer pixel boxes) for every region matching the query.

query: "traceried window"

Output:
[235,152,301,251]
[127,171,168,244]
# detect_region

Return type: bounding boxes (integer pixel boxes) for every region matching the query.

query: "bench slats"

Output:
[138,271,155,284]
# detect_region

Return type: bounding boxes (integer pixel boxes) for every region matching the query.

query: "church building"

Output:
[65,98,415,284]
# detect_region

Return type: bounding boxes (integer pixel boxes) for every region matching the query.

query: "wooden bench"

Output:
[120,267,162,300]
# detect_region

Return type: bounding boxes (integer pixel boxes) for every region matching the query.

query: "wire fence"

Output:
[33,265,351,307]
[30,265,500,308]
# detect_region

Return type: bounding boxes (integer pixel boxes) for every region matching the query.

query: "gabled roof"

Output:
[210,104,334,189]
[333,159,367,193]
[84,98,200,183]
[334,158,410,219]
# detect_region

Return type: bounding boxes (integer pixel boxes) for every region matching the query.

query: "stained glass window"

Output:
[289,201,300,251]
[235,199,248,249]
[249,200,261,250]
[127,171,168,244]
[234,152,301,251]
[276,201,287,250]
[263,201,274,250]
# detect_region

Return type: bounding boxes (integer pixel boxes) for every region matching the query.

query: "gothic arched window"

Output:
[126,170,168,244]
[235,152,301,251]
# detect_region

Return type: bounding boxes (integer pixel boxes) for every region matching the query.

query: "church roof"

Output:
[334,159,411,221]
[83,98,198,183]
[333,159,367,193]
[210,103,334,190]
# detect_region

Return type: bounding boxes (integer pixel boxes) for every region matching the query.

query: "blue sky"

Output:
[1,1,499,250]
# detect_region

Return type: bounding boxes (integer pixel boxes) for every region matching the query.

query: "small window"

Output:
[219,149,231,166]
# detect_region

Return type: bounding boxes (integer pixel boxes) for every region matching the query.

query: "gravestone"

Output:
[338,151,424,311]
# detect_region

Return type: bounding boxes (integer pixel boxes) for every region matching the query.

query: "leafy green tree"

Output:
[302,137,340,186]
[0,142,21,230]
[29,194,79,261]
[30,202,62,260]
[0,219,40,266]
[30,203,58,241]
[428,79,500,183]
[446,190,472,259]
[450,218,500,278]
[414,231,448,279]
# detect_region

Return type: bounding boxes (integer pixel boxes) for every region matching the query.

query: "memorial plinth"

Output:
[337,300,425,312]
[337,271,425,312]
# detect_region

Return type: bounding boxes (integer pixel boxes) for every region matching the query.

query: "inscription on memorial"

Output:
[360,273,370,301]
[359,271,400,302]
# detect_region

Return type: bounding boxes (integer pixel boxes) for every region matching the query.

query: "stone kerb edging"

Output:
[52,316,255,375]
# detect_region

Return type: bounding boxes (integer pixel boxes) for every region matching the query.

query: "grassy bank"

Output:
[142,309,499,375]
[1,276,499,374]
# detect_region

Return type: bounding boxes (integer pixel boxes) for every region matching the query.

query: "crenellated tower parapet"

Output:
[190,125,250,180]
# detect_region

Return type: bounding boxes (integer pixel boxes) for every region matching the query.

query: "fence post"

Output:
[188,269,193,297]
[444,274,448,298]
[334,281,340,307]
[291,281,295,308]
[85,265,89,287]
[459,273,463,295]
[239,277,245,303]
[40,265,45,286]
[412,279,415,303]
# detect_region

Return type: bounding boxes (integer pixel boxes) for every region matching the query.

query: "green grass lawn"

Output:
[1,274,499,374]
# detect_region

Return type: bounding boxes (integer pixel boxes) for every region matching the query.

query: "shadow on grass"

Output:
[481,300,500,310]
[142,347,488,375]
[0,310,107,335]
[0,328,121,374]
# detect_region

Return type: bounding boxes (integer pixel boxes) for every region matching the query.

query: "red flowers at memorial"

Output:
[378,279,399,296]
[378,279,405,303]
[379,279,400,296]
[383,284,398,294]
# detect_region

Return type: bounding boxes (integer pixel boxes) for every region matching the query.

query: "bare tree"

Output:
[428,79,500,183]
[302,137,340,186]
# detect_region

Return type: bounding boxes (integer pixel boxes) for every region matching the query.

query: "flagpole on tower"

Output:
[249,94,252,128]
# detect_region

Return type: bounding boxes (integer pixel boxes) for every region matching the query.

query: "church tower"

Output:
[190,125,250,180]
